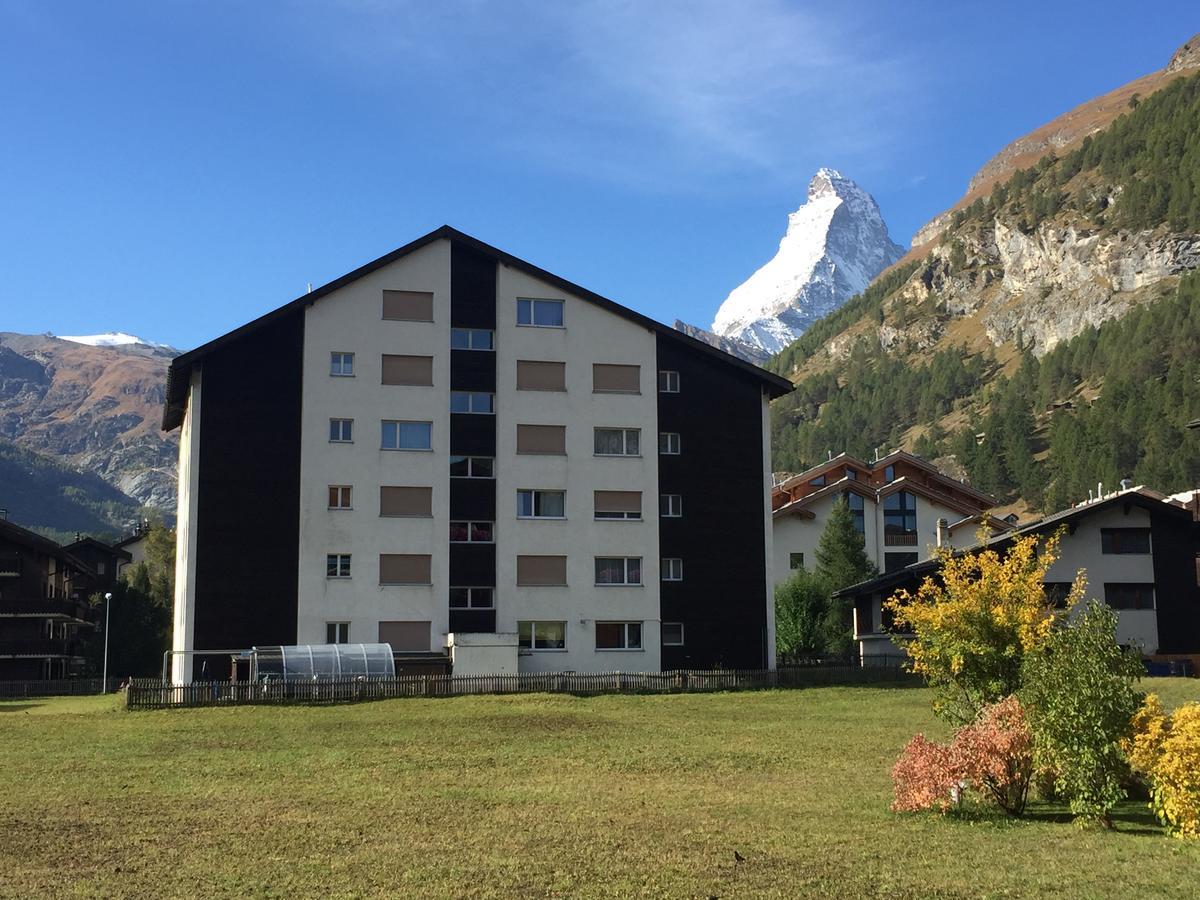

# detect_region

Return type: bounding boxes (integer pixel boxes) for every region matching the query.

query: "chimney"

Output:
[936,518,950,548]
[1119,478,1133,491]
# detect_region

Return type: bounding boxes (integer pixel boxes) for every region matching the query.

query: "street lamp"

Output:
[102,592,113,692]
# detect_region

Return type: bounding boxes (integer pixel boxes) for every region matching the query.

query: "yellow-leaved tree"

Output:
[1127,695,1200,838]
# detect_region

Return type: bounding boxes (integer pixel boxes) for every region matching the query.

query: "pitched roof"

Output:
[773,449,997,508]
[0,518,98,577]
[63,536,134,562]
[163,225,794,430]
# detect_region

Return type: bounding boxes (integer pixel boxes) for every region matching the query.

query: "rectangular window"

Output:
[450,328,494,350]
[1043,582,1075,609]
[449,587,494,609]
[381,354,434,386]
[1100,528,1151,554]
[326,622,350,644]
[810,475,826,487]
[884,464,896,483]
[516,556,568,586]
[596,621,643,650]
[516,360,567,392]
[659,432,681,455]
[329,418,353,443]
[883,490,917,545]
[844,467,857,481]
[330,352,354,377]
[382,289,434,321]
[517,489,565,519]
[516,424,566,455]
[382,420,432,450]
[328,485,352,510]
[845,492,866,534]
[379,486,432,517]
[660,494,683,518]
[517,297,564,327]
[658,370,680,393]
[595,557,642,586]
[594,490,642,520]
[450,391,495,414]
[594,427,640,456]
[449,521,494,543]
[662,622,684,646]
[518,620,566,650]
[789,552,804,570]
[1104,583,1156,610]
[592,363,640,393]
[884,552,918,574]
[379,554,432,585]
[326,554,351,578]
[662,558,683,581]
[450,455,494,478]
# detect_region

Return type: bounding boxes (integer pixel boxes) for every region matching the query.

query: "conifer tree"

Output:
[815,498,878,655]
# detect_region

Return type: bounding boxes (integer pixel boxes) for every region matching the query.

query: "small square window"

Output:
[329,418,353,443]
[326,622,350,643]
[789,552,804,569]
[659,432,681,455]
[328,485,352,509]
[660,494,683,518]
[330,352,354,376]
[662,622,684,646]
[326,554,351,578]
[662,558,683,581]
[517,298,564,327]
[658,370,680,393]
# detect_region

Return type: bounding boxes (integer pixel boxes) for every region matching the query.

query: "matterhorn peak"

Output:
[711,170,904,355]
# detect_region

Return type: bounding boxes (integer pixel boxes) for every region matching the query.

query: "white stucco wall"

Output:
[448,632,519,674]
[171,370,202,684]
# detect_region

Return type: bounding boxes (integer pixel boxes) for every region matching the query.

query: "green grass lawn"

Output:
[2,680,1199,899]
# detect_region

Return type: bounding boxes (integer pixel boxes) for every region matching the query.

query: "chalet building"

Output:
[839,486,1200,660]
[0,518,100,680]
[771,450,1010,586]
[62,536,132,593]
[162,226,792,681]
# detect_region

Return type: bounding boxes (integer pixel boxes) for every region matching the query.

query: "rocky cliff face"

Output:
[670,321,770,365]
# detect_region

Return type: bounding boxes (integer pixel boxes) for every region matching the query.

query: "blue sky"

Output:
[0,1,1193,349]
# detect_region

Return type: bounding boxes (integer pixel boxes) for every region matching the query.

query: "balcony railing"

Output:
[0,639,85,658]
[0,596,97,622]
[884,531,918,547]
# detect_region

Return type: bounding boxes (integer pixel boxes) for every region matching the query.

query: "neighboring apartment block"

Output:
[771,450,1007,585]
[163,227,792,681]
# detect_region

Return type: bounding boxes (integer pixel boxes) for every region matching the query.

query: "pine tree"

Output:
[815,498,878,656]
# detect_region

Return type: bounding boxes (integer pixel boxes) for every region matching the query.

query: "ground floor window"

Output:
[596,621,643,650]
[326,622,350,644]
[518,620,566,650]
[1104,583,1155,610]
[661,622,684,646]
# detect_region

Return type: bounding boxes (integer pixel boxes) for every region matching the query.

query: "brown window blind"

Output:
[378,620,431,651]
[592,363,640,393]
[379,486,432,517]
[516,424,566,455]
[381,354,434,386]
[594,490,642,514]
[379,554,432,584]
[516,360,566,392]
[516,555,567,586]
[382,290,434,321]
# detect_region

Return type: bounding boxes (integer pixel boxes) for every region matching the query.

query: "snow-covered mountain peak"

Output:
[57,331,171,350]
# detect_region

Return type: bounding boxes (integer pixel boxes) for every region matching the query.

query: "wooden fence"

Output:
[0,678,115,699]
[125,661,916,710]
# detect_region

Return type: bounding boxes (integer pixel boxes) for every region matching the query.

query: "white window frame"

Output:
[594,556,642,586]
[449,521,495,543]
[450,328,495,351]
[326,554,351,579]
[659,432,681,455]
[450,456,495,479]
[449,586,495,609]
[662,622,685,647]
[328,485,352,510]
[662,557,683,581]
[329,418,354,443]
[593,427,641,457]
[326,621,350,643]
[450,391,495,415]
[595,621,644,651]
[518,620,568,651]
[381,420,432,451]
[330,352,354,377]
[658,370,680,393]
[594,508,641,521]
[517,489,566,520]
[517,297,565,328]
[660,494,683,518]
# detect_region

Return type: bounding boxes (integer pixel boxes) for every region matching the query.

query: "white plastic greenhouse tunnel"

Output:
[250,643,396,681]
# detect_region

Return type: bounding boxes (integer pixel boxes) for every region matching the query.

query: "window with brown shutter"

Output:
[378,620,431,651]
[592,363,640,393]
[594,490,642,520]
[516,360,566,392]
[379,486,432,517]
[379,554,432,584]
[382,290,434,321]
[516,424,566,455]
[516,555,567,586]
[381,354,434,386]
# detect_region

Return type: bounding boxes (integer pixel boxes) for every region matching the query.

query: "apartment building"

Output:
[163,227,792,681]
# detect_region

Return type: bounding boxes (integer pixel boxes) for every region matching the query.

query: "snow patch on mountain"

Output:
[57,331,172,349]
[711,169,905,355]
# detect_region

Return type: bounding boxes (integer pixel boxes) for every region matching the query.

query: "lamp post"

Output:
[102,592,113,692]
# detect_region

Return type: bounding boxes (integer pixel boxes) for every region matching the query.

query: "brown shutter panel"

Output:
[516,360,566,392]
[379,486,433,517]
[592,364,641,393]
[593,491,642,514]
[379,554,432,584]
[378,620,431,651]
[382,290,434,321]
[381,354,434,385]
[516,555,568,585]
[516,424,566,455]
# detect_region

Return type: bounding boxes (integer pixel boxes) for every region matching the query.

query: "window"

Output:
[379,554,432,585]
[517,297,564,327]
[326,554,351,578]
[382,354,433,386]
[596,621,643,650]
[844,467,857,481]
[662,558,683,581]
[1101,528,1151,554]
[329,418,353,443]
[594,491,642,520]
[884,552,918,573]
[450,521,494,543]
[450,391,495,414]
[382,420,432,450]
[789,552,804,570]
[845,492,865,534]
[658,370,680,393]
[450,328,494,350]
[662,622,684,646]
[592,364,640,393]
[1043,582,1075,609]
[659,432,681,455]
[382,289,433,321]
[595,557,642,586]
[330,352,354,376]
[883,490,917,545]
[516,556,568,585]
[326,622,350,644]
[594,428,640,456]
[810,475,826,488]
[328,485,352,510]
[516,424,566,455]
[518,620,566,650]
[449,587,494,609]
[884,464,896,483]
[380,486,432,517]
[660,494,683,518]
[1104,583,1155,610]
[450,456,494,478]
[517,489,565,519]
[517,360,566,392]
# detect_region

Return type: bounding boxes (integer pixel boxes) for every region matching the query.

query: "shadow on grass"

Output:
[0,703,42,713]
[942,800,1164,837]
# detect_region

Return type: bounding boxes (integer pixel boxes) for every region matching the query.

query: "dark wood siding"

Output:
[1151,510,1200,652]
[450,478,497,520]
